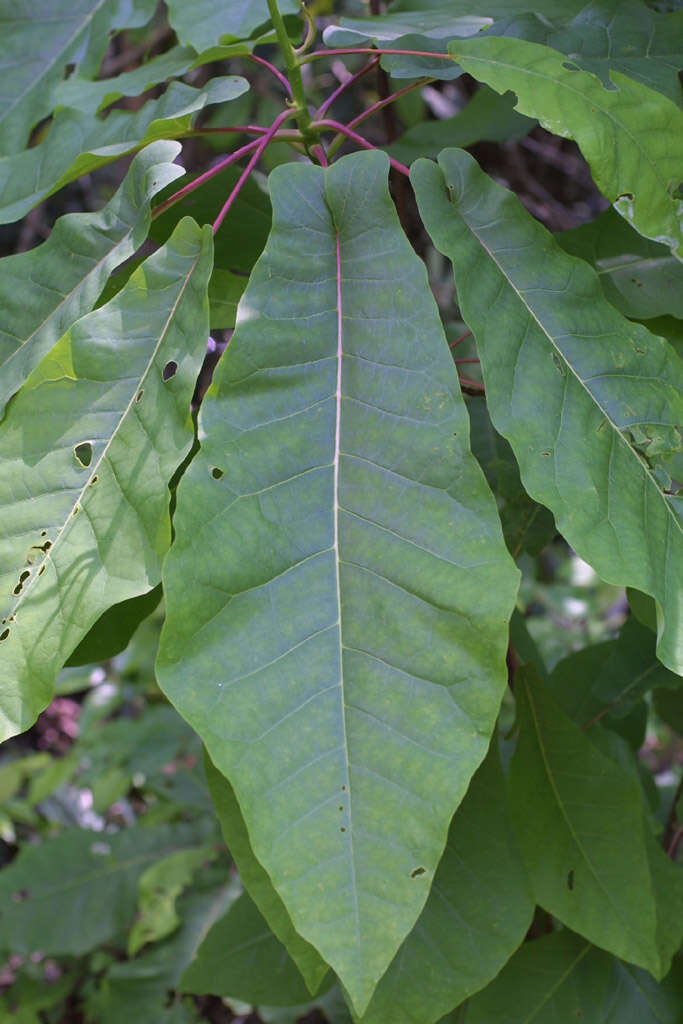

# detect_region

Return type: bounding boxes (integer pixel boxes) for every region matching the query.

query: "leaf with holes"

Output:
[446,34,683,254]
[412,148,683,674]
[156,150,519,1014]
[0,217,212,741]
[0,140,185,416]
[487,0,683,107]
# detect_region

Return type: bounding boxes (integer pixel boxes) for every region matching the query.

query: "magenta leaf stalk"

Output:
[313,118,410,176]
[213,109,296,234]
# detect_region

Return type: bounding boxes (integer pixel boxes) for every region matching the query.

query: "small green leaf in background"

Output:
[0,140,185,414]
[158,150,519,1014]
[447,34,683,254]
[466,930,683,1023]
[0,217,213,740]
[180,889,331,1006]
[412,147,683,674]
[0,822,213,956]
[85,872,235,1024]
[556,208,683,321]
[508,665,675,977]
[128,843,219,955]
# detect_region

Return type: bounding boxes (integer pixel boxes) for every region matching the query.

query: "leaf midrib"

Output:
[332,226,361,966]
[8,240,202,620]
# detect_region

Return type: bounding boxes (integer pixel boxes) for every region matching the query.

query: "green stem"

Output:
[266,0,316,146]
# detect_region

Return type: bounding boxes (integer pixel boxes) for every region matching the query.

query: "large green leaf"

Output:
[165,0,299,52]
[180,889,330,1006]
[556,208,683,320]
[0,76,248,225]
[489,0,683,107]
[412,148,683,674]
[466,930,683,1023]
[446,34,683,254]
[0,0,156,156]
[204,752,329,995]
[508,666,666,975]
[0,822,212,955]
[157,150,519,1014]
[0,140,184,416]
[0,218,213,741]
[359,742,533,1024]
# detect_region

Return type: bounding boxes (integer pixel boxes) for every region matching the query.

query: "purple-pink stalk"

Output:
[301,46,452,64]
[213,109,296,234]
[449,330,473,349]
[313,118,410,176]
[315,57,380,119]
[248,53,293,98]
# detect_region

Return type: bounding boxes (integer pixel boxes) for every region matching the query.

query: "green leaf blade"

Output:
[205,752,329,996]
[0,0,156,156]
[412,148,683,674]
[0,140,185,415]
[359,742,533,1024]
[447,34,683,255]
[158,151,519,1014]
[509,667,662,975]
[0,76,248,225]
[0,218,213,740]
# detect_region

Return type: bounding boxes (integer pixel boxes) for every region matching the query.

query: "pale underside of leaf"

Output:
[447,34,683,257]
[411,148,683,674]
[0,217,213,740]
[0,140,185,416]
[157,150,518,1013]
